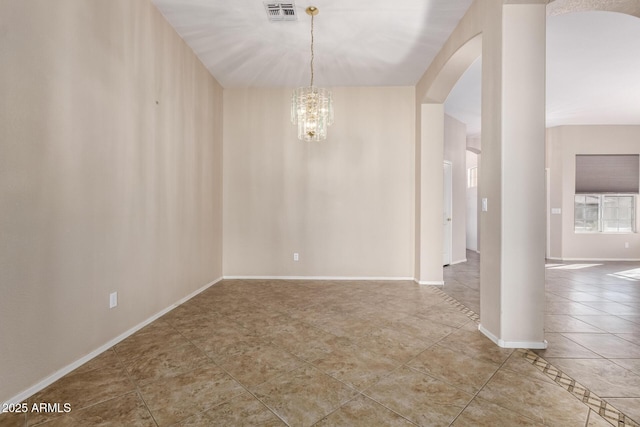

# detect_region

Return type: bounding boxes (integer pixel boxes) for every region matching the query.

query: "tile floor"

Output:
[444,251,640,426]
[0,254,638,426]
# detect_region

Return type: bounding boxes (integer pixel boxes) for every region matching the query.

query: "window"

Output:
[467,167,478,188]
[574,194,636,233]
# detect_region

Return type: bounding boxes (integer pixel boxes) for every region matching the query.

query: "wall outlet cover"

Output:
[109,292,118,309]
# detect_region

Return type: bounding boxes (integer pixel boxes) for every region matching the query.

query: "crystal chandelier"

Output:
[291,6,334,142]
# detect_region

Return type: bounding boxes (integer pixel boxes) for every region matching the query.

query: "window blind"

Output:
[575,154,639,194]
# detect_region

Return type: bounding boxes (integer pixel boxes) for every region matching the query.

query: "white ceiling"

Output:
[152,1,640,134]
[151,0,474,87]
[445,11,640,136]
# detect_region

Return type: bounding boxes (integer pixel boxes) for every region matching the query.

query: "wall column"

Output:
[416,104,445,285]
[479,1,547,348]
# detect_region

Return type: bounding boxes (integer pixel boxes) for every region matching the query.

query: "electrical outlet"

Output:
[293,253,299,261]
[109,292,118,309]
[625,242,630,249]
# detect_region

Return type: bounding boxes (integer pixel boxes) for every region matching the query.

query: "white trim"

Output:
[546,167,551,259]
[478,324,548,349]
[223,276,415,281]
[547,257,640,262]
[450,258,467,265]
[415,280,445,286]
[2,277,223,407]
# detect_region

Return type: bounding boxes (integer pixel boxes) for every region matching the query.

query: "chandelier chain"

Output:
[310,12,315,87]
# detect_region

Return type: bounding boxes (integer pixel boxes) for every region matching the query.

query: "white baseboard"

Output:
[478,324,548,349]
[415,280,445,286]
[450,258,467,265]
[3,277,223,407]
[223,276,415,281]
[547,257,640,262]
[226,275,445,286]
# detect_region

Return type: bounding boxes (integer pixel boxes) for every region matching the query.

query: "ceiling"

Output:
[152,1,640,134]
[152,0,474,88]
[445,10,640,136]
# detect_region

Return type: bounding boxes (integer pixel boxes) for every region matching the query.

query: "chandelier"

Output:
[291,6,334,142]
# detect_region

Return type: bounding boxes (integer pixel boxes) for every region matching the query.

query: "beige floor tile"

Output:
[26,364,135,426]
[138,362,245,426]
[218,341,303,388]
[603,398,640,425]
[355,326,431,363]
[253,365,358,427]
[314,313,379,339]
[533,333,600,359]
[365,366,472,426]
[0,411,26,427]
[70,349,123,376]
[573,315,640,334]
[189,324,264,362]
[269,325,353,363]
[477,368,591,426]
[315,394,415,427]
[620,315,640,325]
[587,409,618,427]
[561,333,640,358]
[287,304,344,325]
[12,263,640,426]
[611,358,640,376]
[161,305,220,330]
[389,315,457,344]
[260,320,333,351]
[549,291,606,302]
[579,301,640,316]
[413,303,472,328]
[311,341,400,390]
[172,315,249,343]
[407,344,500,394]
[545,302,607,316]
[546,357,640,398]
[499,351,556,385]
[176,392,286,427]
[437,328,513,365]
[617,332,640,346]
[113,321,188,361]
[451,397,540,426]
[544,315,605,333]
[123,342,210,386]
[33,392,155,427]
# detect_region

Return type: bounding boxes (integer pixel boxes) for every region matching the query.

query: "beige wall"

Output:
[223,87,415,278]
[444,115,468,264]
[416,0,547,347]
[414,1,482,284]
[0,0,223,403]
[547,126,640,260]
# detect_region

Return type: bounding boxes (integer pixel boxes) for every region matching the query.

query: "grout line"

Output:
[434,283,640,427]
[522,350,639,427]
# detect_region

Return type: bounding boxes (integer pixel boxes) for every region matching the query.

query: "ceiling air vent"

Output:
[264,2,297,21]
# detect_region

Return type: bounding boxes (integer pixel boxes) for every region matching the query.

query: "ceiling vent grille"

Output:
[264,2,297,21]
